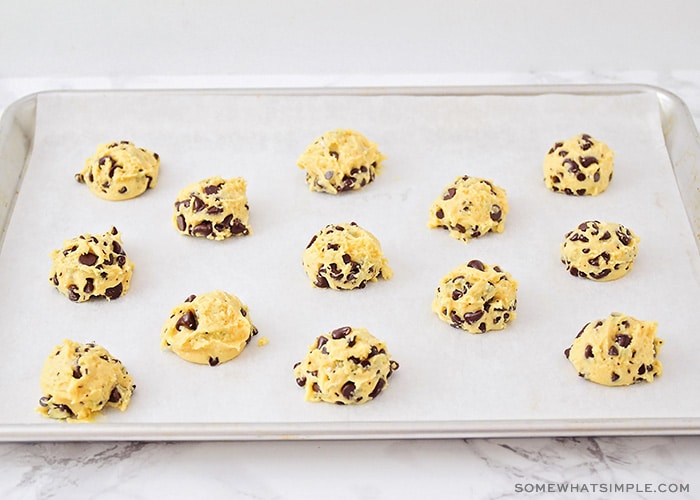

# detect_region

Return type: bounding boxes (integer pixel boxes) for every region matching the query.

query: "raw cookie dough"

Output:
[427,175,508,243]
[75,141,160,201]
[302,222,392,290]
[49,227,134,302]
[38,339,135,420]
[293,326,399,405]
[161,290,258,366]
[561,220,640,281]
[173,176,251,240]
[432,259,518,333]
[564,312,663,386]
[543,133,614,196]
[297,129,385,194]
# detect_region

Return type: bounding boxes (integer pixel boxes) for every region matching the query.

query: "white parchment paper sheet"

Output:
[1,90,699,433]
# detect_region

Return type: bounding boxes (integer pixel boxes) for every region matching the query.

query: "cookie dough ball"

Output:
[543,133,614,196]
[302,222,392,290]
[38,339,135,420]
[427,175,508,243]
[297,129,385,194]
[49,227,134,302]
[293,326,399,405]
[161,290,258,366]
[432,259,518,333]
[173,176,251,240]
[561,220,640,281]
[75,141,160,201]
[564,312,663,386]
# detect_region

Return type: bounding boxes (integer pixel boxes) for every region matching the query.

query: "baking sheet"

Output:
[1,87,699,440]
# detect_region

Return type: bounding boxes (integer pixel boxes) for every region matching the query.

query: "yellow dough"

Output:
[161,290,258,366]
[49,227,134,302]
[173,176,251,240]
[293,326,399,405]
[561,220,640,281]
[564,312,663,386]
[297,129,385,194]
[428,175,508,243]
[543,133,614,196]
[76,141,160,201]
[432,259,518,333]
[302,222,392,290]
[38,339,135,420]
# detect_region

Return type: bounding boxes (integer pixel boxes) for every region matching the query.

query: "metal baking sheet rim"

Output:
[0,84,698,442]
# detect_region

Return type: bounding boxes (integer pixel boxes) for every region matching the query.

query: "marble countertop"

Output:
[2,1,700,496]
[0,69,698,500]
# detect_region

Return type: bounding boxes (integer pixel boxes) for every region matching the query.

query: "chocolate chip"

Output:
[185,294,196,302]
[638,364,646,375]
[435,208,444,219]
[230,219,248,235]
[489,204,502,222]
[316,336,328,349]
[608,346,619,356]
[203,184,221,195]
[315,274,330,288]
[464,310,484,324]
[563,158,580,173]
[341,253,352,264]
[105,283,123,300]
[108,387,121,403]
[119,187,127,194]
[341,381,356,399]
[584,345,594,358]
[579,156,599,168]
[611,372,620,382]
[176,215,186,232]
[451,289,463,301]
[324,171,333,180]
[83,278,94,294]
[329,151,339,160]
[564,347,571,358]
[454,223,466,233]
[576,189,586,195]
[616,229,632,246]
[176,310,198,331]
[332,326,351,339]
[67,285,80,302]
[192,221,213,237]
[467,260,485,271]
[192,196,205,212]
[443,187,457,200]
[296,376,307,387]
[312,382,320,393]
[79,252,98,266]
[207,206,223,215]
[306,235,317,249]
[72,365,82,379]
[615,334,632,347]
[208,357,219,366]
[576,173,586,182]
[368,378,386,399]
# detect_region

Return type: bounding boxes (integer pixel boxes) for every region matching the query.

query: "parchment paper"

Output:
[1,90,699,432]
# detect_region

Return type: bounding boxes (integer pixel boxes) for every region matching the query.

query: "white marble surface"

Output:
[2,1,700,498]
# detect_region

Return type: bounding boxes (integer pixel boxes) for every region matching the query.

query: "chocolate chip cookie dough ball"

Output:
[302,222,393,290]
[293,326,399,405]
[173,176,251,240]
[38,339,135,420]
[297,129,385,194]
[75,141,160,200]
[564,312,663,386]
[161,290,258,366]
[427,175,508,243]
[49,227,134,302]
[432,259,518,333]
[561,221,640,281]
[543,133,614,196]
